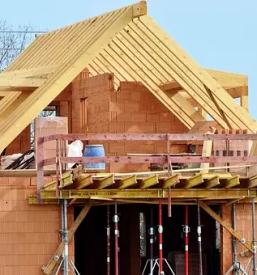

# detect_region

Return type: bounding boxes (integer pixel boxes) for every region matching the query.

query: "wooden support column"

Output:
[240,86,249,112]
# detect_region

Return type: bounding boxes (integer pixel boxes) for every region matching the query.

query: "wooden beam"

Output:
[240,86,249,111]
[0,65,58,78]
[198,200,253,253]
[42,202,92,275]
[115,175,138,189]
[161,174,180,188]
[138,175,159,188]
[204,176,220,189]
[159,70,248,91]
[246,175,257,189]
[0,2,147,154]
[0,91,31,125]
[92,174,115,189]
[0,76,45,89]
[43,173,73,191]
[69,174,93,189]
[224,176,240,188]
[159,81,181,91]
[165,90,205,122]
[138,16,257,132]
[184,174,203,189]
[200,140,213,173]
[0,91,22,116]
[40,189,257,200]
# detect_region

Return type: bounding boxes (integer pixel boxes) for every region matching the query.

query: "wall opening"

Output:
[74,204,220,275]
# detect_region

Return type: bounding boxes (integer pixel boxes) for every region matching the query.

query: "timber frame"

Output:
[0,1,256,155]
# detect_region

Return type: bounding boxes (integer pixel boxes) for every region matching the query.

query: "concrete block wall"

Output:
[221,204,255,274]
[0,177,74,275]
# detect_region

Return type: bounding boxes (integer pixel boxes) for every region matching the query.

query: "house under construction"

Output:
[1,1,257,274]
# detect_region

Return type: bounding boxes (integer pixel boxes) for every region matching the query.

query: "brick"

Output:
[156,122,171,133]
[160,112,175,122]
[125,102,140,112]
[140,90,157,101]
[109,102,125,113]
[120,81,137,91]
[150,102,168,112]
[125,123,155,133]
[131,91,141,101]
[116,112,132,122]
[109,142,125,154]
[109,123,125,133]
[147,113,160,122]
[131,112,146,123]
[8,177,31,187]
[117,91,132,101]
[139,102,151,112]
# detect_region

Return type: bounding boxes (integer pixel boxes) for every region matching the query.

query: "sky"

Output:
[1,0,257,118]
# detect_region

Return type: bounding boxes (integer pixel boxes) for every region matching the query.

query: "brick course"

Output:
[221,204,256,274]
[72,75,188,172]
[0,177,74,275]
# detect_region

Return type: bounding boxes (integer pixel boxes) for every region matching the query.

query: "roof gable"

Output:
[0,1,256,153]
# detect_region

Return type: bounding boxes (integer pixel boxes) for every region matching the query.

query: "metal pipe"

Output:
[61,201,65,275]
[107,206,111,275]
[149,206,154,274]
[114,201,119,275]
[167,136,172,218]
[159,199,164,274]
[232,203,237,275]
[185,205,189,275]
[252,199,256,274]
[168,188,172,218]
[63,199,69,275]
[56,139,60,197]
[197,205,203,275]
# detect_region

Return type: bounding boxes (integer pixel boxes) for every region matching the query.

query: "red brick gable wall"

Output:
[72,74,189,172]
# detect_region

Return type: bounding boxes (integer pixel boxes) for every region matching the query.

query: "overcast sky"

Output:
[1,0,257,118]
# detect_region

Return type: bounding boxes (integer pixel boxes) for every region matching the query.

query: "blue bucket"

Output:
[84,144,106,170]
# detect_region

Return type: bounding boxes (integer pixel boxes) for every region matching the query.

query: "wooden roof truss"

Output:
[0,1,256,154]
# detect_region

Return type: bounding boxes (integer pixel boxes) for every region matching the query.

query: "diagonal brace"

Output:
[42,201,92,274]
[198,200,253,253]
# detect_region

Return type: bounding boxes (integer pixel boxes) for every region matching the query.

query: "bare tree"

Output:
[0,21,50,150]
[0,21,45,71]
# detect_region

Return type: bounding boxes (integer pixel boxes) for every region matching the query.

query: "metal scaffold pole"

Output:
[184,205,189,275]
[197,204,203,275]
[63,199,69,275]
[232,203,238,275]
[114,201,119,275]
[252,199,256,275]
[107,205,111,275]
[159,199,164,275]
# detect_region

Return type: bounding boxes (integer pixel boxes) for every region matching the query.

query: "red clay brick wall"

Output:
[0,177,73,275]
[5,126,31,155]
[221,204,255,274]
[71,74,189,172]
[108,81,188,172]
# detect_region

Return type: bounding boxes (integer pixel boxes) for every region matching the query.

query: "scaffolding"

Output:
[32,132,257,274]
